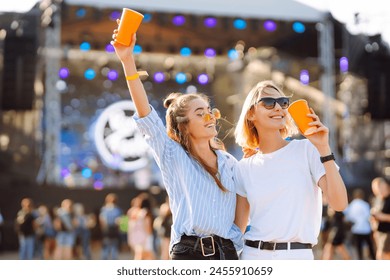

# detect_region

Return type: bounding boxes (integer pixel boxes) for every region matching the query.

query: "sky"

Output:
[297,0,390,43]
[2,0,390,43]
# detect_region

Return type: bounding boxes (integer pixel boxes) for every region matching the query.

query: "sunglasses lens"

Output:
[278,98,289,109]
[202,109,221,121]
[203,114,212,122]
[212,108,221,119]
[259,98,289,109]
[261,98,276,109]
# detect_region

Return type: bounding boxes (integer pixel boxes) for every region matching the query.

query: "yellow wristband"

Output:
[125,73,139,81]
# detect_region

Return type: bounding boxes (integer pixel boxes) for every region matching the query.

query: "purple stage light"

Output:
[172,15,186,26]
[93,180,104,190]
[340,57,349,73]
[300,69,310,85]
[264,20,277,32]
[61,168,71,178]
[204,48,216,58]
[204,17,217,28]
[59,67,70,79]
[198,73,209,85]
[105,43,115,53]
[153,72,165,83]
[110,11,121,21]
[107,70,118,81]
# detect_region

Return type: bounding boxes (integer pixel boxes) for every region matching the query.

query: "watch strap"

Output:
[320,153,335,163]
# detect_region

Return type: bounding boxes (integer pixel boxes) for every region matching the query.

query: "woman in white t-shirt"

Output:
[233,80,348,260]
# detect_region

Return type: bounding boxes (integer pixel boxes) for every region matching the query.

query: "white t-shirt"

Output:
[235,139,326,245]
[344,199,372,235]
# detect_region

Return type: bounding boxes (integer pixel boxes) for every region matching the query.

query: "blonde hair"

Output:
[163,92,227,192]
[234,80,297,150]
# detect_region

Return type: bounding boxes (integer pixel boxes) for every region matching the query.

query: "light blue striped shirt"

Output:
[133,107,243,252]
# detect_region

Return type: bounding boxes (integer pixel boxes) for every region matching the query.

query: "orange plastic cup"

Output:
[115,8,144,46]
[288,99,317,136]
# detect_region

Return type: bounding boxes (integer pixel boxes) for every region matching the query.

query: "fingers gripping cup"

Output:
[288,99,317,136]
[115,8,144,46]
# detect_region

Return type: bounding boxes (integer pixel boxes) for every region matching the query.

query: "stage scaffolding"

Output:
[37,0,62,185]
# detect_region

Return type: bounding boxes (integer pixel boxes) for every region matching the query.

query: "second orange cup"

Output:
[115,8,144,46]
[288,99,317,136]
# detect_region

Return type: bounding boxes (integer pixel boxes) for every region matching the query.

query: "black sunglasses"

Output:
[255,97,290,109]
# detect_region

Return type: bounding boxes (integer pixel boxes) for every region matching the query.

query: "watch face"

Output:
[94,100,150,172]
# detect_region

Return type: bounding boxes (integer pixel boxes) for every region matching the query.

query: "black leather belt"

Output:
[245,240,312,250]
[180,234,232,259]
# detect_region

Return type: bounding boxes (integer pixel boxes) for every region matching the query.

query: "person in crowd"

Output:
[15,198,37,260]
[153,198,173,260]
[344,188,376,259]
[118,212,129,253]
[370,177,386,248]
[99,193,122,260]
[73,202,95,260]
[322,208,351,260]
[127,192,155,260]
[110,26,242,260]
[233,80,348,260]
[371,177,390,260]
[126,196,138,257]
[53,199,76,260]
[318,196,331,259]
[35,204,56,259]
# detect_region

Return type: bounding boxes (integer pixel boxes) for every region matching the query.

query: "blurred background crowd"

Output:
[1,176,389,260]
[5,192,172,260]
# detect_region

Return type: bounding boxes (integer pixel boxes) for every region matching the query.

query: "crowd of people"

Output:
[318,177,390,260]
[13,192,172,260]
[8,176,390,260]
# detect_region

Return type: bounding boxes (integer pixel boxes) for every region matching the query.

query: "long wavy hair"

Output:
[164,92,227,192]
[234,80,298,150]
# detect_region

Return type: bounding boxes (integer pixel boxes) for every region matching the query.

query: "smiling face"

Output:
[249,86,288,132]
[186,98,218,141]
[235,80,297,150]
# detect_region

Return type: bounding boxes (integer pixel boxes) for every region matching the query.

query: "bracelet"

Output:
[320,153,335,163]
[125,73,139,81]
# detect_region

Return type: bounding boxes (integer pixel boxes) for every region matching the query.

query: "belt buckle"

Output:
[259,241,277,251]
[200,236,215,257]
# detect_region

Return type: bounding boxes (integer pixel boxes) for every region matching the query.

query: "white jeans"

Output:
[240,244,314,260]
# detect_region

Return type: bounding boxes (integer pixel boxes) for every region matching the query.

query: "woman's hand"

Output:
[305,108,331,154]
[110,19,150,117]
[110,19,137,62]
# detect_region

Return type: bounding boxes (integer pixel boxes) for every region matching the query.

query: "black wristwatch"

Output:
[320,153,335,163]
